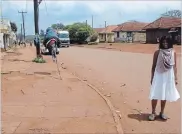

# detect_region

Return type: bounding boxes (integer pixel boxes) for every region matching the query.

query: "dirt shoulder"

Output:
[76,43,181,55]
[1,46,117,134]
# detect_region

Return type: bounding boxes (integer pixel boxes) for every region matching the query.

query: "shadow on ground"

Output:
[8,59,32,62]
[128,113,168,122]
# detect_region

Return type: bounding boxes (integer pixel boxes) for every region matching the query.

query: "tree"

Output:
[40,29,45,41]
[161,10,181,18]
[10,22,18,32]
[64,22,93,44]
[51,23,65,30]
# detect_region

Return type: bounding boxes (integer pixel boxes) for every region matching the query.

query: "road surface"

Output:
[1,46,118,133]
[59,46,181,134]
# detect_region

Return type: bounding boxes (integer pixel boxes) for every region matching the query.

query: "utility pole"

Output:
[18,11,27,43]
[33,0,42,58]
[92,15,93,29]
[86,20,87,30]
[105,21,107,42]
[20,24,22,43]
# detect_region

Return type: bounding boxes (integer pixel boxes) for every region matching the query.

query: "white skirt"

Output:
[149,67,180,102]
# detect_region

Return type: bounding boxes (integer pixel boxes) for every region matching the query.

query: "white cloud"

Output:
[4,1,181,15]
[2,0,181,34]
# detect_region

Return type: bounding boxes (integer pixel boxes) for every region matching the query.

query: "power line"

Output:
[44,0,48,16]
[18,11,27,43]
[26,0,28,12]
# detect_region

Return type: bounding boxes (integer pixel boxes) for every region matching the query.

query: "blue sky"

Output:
[1,0,181,35]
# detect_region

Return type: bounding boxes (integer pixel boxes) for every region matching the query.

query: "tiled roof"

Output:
[143,17,181,29]
[173,23,181,28]
[112,21,149,32]
[93,28,105,33]
[100,25,118,33]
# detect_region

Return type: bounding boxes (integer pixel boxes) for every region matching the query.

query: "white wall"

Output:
[0,33,4,48]
[114,31,127,42]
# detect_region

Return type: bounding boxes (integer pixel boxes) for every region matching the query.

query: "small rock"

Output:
[120,84,126,87]
[62,67,67,69]
[106,94,111,97]
[119,114,122,119]
[137,100,140,103]
[21,90,25,95]
[124,102,126,104]
[115,110,120,113]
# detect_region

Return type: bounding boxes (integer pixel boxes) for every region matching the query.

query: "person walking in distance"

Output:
[149,36,180,121]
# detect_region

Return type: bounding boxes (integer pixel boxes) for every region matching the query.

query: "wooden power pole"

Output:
[92,15,93,29]
[33,0,42,58]
[18,11,27,43]
[105,21,107,42]
[20,24,23,43]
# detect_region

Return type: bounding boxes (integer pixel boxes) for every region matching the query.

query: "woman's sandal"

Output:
[159,112,168,120]
[148,113,156,121]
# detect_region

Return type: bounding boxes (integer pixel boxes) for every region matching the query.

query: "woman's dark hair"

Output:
[159,36,173,49]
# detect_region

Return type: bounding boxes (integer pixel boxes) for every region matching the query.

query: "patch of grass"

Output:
[32,57,46,63]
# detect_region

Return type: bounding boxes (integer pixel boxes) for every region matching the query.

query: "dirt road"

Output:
[1,47,117,133]
[59,46,181,134]
[80,43,181,55]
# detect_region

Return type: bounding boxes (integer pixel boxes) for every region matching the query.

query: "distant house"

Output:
[94,25,117,43]
[112,21,148,43]
[0,19,12,49]
[93,28,104,43]
[143,17,181,44]
[93,28,105,33]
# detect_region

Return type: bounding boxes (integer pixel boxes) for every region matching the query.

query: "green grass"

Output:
[32,57,46,63]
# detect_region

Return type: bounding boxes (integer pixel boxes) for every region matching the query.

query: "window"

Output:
[127,32,132,37]
[58,33,69,38]
[117,32,119,38]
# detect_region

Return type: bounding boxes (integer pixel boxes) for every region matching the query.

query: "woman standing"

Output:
[149,36,180,121]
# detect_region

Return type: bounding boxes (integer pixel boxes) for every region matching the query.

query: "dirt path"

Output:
[59,46,181,134]
[1,47,117,133]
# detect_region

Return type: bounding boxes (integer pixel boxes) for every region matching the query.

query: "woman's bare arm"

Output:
[174,52,178,84]
[151,50,159,84]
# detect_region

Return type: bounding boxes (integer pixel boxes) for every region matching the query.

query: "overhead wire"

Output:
[44,0,48,16]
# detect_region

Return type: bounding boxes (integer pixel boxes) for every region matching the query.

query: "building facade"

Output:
[143,17,181,44]
[112,21,148,43]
